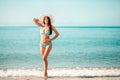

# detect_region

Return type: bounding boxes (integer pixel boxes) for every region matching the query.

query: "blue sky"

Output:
[0,0,120,26]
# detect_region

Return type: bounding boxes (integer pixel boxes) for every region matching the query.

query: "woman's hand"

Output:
[33,18,39,21]
[46,38,51,42]
[41,38,51,44]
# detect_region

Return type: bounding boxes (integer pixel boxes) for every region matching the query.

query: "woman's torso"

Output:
[40,26,51,44]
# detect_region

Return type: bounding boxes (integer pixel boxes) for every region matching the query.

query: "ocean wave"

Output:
[0,68,120,77]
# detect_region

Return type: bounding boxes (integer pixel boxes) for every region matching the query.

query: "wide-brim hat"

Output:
[38,14,55,25]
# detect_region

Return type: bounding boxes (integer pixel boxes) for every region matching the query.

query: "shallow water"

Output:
[0,26,120,69]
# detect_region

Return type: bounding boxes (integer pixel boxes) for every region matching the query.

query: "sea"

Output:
[0,26,120,77]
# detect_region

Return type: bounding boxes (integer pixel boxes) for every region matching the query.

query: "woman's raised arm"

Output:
[33,18,43,28]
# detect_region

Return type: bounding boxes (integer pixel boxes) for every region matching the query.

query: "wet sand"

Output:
[0,76,120,80]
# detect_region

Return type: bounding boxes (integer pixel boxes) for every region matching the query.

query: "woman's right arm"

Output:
[33,18,43,28]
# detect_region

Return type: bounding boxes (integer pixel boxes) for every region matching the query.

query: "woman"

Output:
[33,14,59,79]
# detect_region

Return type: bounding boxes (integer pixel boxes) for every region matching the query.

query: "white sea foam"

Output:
[0,68,120,77]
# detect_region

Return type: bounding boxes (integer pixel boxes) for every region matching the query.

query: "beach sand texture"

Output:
[0,76,120,80]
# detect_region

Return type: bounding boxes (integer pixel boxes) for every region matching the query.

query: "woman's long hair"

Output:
[43,16,52,35]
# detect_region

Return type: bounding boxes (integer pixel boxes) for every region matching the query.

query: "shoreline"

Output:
[0,68,120,77]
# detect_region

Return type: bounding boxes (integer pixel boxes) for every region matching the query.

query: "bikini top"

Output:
[40,27,50,36]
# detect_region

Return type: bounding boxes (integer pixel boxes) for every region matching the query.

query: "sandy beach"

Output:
[0,76,120,80]
[0,68,120,80]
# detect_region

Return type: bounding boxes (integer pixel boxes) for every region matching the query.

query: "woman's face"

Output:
[43,16,49,24]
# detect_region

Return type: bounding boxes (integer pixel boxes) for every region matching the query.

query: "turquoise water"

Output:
[0,26,120,69]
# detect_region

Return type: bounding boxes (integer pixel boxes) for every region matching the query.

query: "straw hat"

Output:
[38,14,55,25]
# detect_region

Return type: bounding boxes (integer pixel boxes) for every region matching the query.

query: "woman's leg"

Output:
[40,47,45,59]
[43,44,52,77]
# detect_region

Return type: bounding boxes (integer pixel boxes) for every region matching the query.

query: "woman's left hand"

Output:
[46,38,51,42]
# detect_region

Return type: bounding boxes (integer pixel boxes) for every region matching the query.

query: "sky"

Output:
[0,0,120,26]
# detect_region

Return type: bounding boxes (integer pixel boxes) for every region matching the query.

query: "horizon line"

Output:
[0,26,120,28]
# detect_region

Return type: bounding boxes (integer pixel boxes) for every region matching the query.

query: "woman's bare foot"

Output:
[44,76,47,80]
[44,72,48,80]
